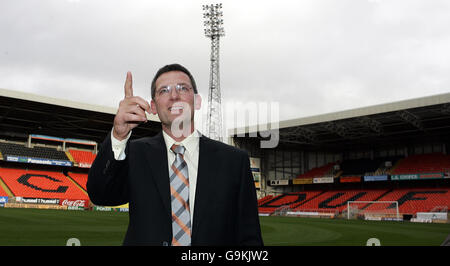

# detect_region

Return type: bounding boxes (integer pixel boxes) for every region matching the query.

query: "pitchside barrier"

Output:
[0,196,129,212]
[0,196,8,207]
[93,206,129,212]
[1,197,89,210]
[411,212,448,223]
[4,202,67,210]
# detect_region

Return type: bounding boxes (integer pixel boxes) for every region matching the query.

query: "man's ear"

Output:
[194,94,202,110]
[150,99,158,115]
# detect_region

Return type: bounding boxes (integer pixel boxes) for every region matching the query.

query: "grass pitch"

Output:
[0,208,448,246]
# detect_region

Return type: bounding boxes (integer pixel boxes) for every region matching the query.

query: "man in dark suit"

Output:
[87,64,263,246]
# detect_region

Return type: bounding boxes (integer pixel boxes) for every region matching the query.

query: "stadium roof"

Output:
[0,88,161,144]
[230,92,450,151]
[2,87,449,151]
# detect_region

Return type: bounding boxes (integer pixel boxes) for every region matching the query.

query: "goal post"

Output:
[347,201,400,220]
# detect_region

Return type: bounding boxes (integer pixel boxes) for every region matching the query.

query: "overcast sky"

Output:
[1,0,449,133]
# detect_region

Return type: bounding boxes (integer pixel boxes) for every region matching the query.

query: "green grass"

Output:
[0,208,128,246]
[0,208,449,246]
[261,216,450,246]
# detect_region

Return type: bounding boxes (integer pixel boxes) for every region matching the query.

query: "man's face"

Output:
[151,71,201,133]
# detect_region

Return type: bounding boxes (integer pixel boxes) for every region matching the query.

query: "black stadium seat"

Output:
[0,142,69,161]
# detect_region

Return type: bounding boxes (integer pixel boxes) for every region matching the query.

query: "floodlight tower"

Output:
[203,3,225,142]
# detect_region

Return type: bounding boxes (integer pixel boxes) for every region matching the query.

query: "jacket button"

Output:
[162,241,169,246]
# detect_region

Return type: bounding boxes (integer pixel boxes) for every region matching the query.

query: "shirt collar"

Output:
[162,129,200,155]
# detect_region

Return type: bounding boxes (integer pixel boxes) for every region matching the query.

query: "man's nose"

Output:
[169,87,180,99]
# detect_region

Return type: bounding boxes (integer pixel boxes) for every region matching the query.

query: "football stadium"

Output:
[0,88,449,246]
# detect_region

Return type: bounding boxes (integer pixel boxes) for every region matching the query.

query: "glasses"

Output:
[155,83,193,98]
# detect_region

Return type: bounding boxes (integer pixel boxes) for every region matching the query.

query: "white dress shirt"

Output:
[110,129,200,223]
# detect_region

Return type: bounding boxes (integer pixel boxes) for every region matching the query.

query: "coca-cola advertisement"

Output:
[59,199,89,208]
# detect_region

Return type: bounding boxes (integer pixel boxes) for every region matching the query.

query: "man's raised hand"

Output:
[113,71,151,140]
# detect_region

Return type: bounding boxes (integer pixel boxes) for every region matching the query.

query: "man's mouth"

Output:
[169,106,184,114]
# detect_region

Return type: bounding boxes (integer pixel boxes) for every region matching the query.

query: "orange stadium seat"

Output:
[392,153,450,175]
[0,167,88,200]
[296,163,335,179]
[258,191,323,214]
[0,184,8,197]
[257,195,274,205]
[260,187,450,216]
[68,149,96,167]
[364,188,450,215]
[292,189,389,213]
[67,172,88,191]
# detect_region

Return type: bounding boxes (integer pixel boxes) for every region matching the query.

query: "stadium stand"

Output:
[259,187,450,216]
[364,188,450,215]
[295,163,335,179]
[1,89,449,226]
[0,183,8,197]
[0,142,69,161]
[67,172,88,191]
[340,157,402,176]
[69,149,96,166]
[257,195,274,205]
[259,191,323,214]
[261,152,450,216]
[0,167,88,200]
[391,153,450,175]
[294,189,390,213]
[68,149,96,167]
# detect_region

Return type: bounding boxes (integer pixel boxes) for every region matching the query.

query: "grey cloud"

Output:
[0,0,449,128]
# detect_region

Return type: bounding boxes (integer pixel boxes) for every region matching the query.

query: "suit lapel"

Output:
[144,132,171,218]
[192,135,217,240]
[143,132,218,242]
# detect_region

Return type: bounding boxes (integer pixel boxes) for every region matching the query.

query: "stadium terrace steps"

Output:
[0,167,89,200]
[65,151,76,164]
[0,177,12,197]
[67,172,88,191]
[65,174,88,196]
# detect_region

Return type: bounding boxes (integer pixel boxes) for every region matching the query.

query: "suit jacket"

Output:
[87,131,263,246]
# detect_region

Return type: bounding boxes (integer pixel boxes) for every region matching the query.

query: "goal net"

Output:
[347,201,400,220]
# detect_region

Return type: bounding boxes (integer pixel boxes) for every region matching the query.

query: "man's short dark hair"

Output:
[151,63,198,99]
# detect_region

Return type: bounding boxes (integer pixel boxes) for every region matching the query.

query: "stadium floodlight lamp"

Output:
[201,3,225,141]
[203,2,225,38]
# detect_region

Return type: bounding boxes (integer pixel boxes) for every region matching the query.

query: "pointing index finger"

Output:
[124,71,133,98]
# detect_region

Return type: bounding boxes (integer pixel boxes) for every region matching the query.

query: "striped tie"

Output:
[169,144,191,246]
